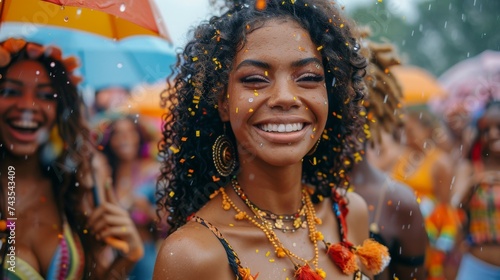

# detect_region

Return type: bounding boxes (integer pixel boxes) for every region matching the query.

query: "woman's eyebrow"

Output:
[235,57,322,71]
[235,59,270,71]
[291,57,322,68]
[0,78,52,88]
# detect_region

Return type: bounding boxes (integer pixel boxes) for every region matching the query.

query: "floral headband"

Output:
[0,37,82,85]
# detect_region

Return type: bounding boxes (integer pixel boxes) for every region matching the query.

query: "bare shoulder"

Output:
[345,191,369,217]
[345,192,369,245]
[386,180,420,213]
[153,221,233,280]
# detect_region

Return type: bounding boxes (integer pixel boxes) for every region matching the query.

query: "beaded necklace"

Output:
[219,179,391,279]
[231,179,306,233]
[220,186,327,278]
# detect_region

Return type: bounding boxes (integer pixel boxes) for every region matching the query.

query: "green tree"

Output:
[350,0,500,76]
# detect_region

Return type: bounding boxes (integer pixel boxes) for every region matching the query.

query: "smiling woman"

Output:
[0,38,144,279]
[154,1,390,280]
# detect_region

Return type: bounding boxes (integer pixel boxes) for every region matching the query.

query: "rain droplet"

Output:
[75,182,80,187]
[53,94,58,98]
[117,63,123,69]
[50,62,56,67]
[10,144,14,150]
[248,97,254,103]
[64,17,69,22]
[76,8,82,15]
[119,3,126,12]
[35,70,40,75]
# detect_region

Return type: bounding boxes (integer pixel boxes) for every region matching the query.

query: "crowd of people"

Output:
[0,0,498,279]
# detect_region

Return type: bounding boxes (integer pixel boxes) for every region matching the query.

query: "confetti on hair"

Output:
[256,0,266,10]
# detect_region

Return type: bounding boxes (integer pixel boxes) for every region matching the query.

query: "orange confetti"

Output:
[256,0,266,10]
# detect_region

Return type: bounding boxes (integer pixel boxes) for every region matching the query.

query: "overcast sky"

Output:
[157,0,419,47]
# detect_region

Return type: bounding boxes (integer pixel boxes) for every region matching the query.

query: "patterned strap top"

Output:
[193,196,374,280]
[465,179,500,245]
[2,221,85,280]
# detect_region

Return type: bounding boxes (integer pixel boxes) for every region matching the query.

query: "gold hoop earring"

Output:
[307,139,320,156]
[212,133,236,177]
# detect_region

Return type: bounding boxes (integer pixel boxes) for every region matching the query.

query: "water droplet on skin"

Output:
[249,174,255,180]
[119,3,126,12]
[259,143,263,148]
[248,97,254,103]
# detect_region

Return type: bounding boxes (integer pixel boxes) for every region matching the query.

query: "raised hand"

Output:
[87,181,144,262]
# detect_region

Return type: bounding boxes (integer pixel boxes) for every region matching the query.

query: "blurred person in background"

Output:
[391,106,461,280]
[351,33,427,280]
[92,86,131,115]
[0,38,143,279]
[97,113,161,279]
[455,100,500,280]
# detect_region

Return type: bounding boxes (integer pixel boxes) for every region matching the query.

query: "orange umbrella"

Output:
[390,65,447,106]
[0,0,171,41]
[118,83,169,119]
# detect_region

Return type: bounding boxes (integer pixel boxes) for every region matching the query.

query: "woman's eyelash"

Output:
[240,76,268,83]
[0,88,20,97]
[298,74,324,82]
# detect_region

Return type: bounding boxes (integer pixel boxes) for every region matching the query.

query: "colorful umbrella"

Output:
[433,50,500,115]
[0,23,176,90]
[0,0,171,41]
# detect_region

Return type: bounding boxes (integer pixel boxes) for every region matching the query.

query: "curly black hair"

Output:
[0,40,95,276]
[157,0,368,234]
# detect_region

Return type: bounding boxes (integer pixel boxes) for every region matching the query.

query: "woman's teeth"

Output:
[259,123,304,132]
[11,120,38,129]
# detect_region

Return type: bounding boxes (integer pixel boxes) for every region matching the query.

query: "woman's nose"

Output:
[267,79,302,110]
[15,91,39,111]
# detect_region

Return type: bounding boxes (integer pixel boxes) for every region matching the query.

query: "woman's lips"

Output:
[6,120,43,143]
[255,122,310,144]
